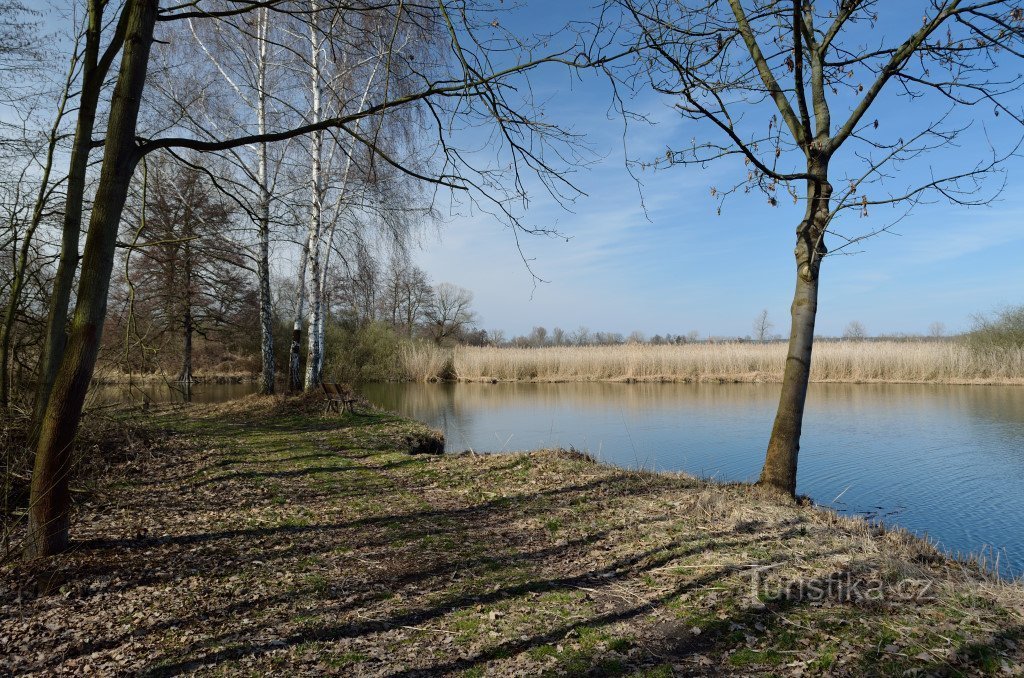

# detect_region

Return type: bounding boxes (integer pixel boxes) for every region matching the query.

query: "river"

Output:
[361,381,1024,576]
[90,379,1024,575]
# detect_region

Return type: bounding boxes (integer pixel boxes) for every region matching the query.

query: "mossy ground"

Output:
[1,394,1022,676]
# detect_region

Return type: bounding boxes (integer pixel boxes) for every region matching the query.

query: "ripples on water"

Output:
[361,381,1024,576]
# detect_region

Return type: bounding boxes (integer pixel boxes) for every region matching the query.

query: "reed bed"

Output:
[399,341,1024,384]
[399,341,454,382]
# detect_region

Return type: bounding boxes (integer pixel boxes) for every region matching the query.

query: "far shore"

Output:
[401,340,1024,386]
[88,339,1024,388]
[89,372,256,386]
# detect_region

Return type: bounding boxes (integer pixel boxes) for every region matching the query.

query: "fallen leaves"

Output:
[0,400,1022,675]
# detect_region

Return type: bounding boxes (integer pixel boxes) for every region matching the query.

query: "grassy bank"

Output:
[2,396,1023,675]
[402,341,1024,385]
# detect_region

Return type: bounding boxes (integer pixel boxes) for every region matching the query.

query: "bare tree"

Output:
[25,0,601,558]
[752,309,774,343]
[172,4,289,395]
[123,158,250,384]
[843,320,867,340]
[380,258,433,336]
[610,0,1024,496]
[425,282,475,345]
[570,325,591,346]
[33,0,131,436]
[929,321,946,338]
[0,1,41,108]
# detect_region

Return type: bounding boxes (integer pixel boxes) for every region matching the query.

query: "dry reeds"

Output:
[400,341,1024,385]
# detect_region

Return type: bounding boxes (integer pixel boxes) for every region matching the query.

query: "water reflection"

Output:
[361,381,1024,575]
[88,381,259,406]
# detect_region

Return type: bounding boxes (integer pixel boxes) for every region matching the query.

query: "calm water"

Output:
[361,382,1024,576]
[88,381,260,406]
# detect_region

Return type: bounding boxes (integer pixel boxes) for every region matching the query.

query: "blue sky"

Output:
[25,1,1024,340]
[408,1,1024,339]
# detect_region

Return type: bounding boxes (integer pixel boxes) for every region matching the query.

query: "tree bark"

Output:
[759,167,831,497]
[177,308,193,384]
[257,201,275,394]
[289,233,309,392]
[303,2,325,390]
[255,7,275,395]
[25,0,158,560]
[32,0,111,434]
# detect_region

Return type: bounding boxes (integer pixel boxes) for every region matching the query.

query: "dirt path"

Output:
[2,396,1022,676]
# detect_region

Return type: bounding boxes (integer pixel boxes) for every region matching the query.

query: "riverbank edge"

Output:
[2,394,1022,675]
[90,371,255,385]
[442,374,1024,386]
[88,371,1024,387]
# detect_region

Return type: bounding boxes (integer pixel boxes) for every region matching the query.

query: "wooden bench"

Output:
[321,382,356,414]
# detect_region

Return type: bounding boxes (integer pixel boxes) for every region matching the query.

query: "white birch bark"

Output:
[255,7,275,394]
[311,48,385,380]
[303,0,325,389]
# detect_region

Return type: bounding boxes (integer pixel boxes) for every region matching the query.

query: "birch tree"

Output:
[25,0,601,558]
[151,5,294,395]
[610,0,1024,496]
[293,3,429,390]
[178,6,287,395]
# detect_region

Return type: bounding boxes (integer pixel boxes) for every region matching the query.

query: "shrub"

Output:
[967,305,1024,352]
[322,321,405,383]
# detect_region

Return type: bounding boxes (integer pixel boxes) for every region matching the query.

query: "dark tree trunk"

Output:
[178,309,193,384]
[760,265,820,495]
[759,167,831,497]
[289,235,309,392]
[32,0,111,437]
[289,324,302,391]
[25,0,158,560]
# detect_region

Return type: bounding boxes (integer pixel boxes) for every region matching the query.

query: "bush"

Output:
[967,305,1024,352]
[322,321,405,383]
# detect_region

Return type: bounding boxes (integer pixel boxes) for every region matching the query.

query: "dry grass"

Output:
[401,341,1024,385]
[399,341,453,382]
[3,401,1022,675]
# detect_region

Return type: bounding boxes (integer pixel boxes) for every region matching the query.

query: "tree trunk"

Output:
[255,7,275,395]
[288,235,309,391]
[32,0,110,436]
[759,266,820,495]
[304,207,323,388]
[178,308,193,384]
[25,0,157,560]
[303,3,324,391]
[257,211,274,394]
[759,170,831,497]
[304,263,323,389]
